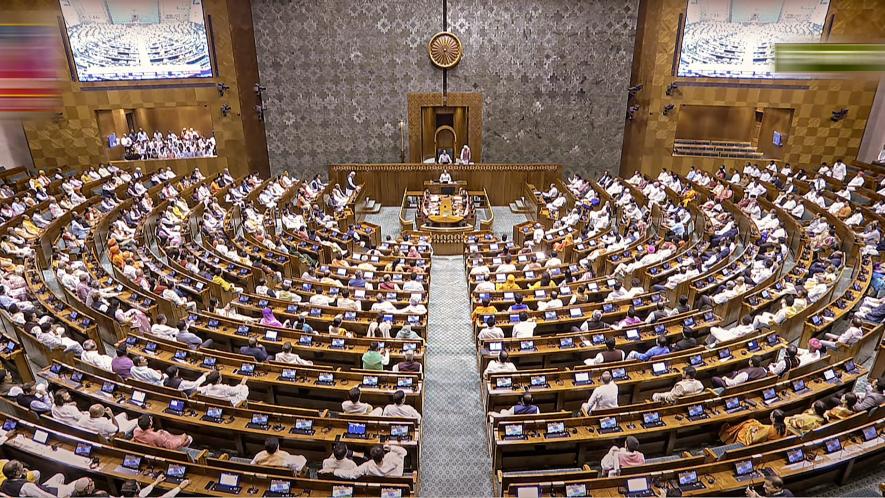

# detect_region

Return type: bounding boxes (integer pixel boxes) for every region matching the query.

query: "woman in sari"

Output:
[720,410,786,446]
[260,307,283,327]
[825,393,858,421]
[785,401,828,436]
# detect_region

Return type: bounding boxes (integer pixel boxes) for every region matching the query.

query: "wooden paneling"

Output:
[675,105,756,142]
[757,108,795,160]
[328,163,561,206]
[622,0,883,177]
[3,0,262,178]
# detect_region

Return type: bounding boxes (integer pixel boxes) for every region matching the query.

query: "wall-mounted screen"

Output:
[678,0,830,79]
[59,0,212,82]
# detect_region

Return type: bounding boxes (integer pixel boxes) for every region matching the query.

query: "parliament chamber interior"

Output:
[1,0,885,497]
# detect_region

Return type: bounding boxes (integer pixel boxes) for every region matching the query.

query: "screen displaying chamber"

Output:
[59,0,213,82]
[678,0,830,78]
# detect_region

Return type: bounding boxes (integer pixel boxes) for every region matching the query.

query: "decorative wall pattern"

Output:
[621,0,884,177]
[251,0,639,179]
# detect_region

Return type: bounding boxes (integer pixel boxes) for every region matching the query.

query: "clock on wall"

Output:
[428,31,463,69]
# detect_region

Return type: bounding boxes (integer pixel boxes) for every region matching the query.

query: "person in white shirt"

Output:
[819,318,864,349]
[581,372,618,414]
[320,443,359,475]
[544,252,562,268]
[398,297,427,315]
[484,351,517,377]
[129,356,165,385]
[439,170,452,183]
[768,341,822,375]
[381,390,421,422]
[537,291,563,311]
[334,443,408,478]
[196,371,249,405]
[512,312,536,338]
[708,315,755,346]
[477,317,504,340]
[341,387,382,415]
[273,342,313,365]
[150,314,178,341]
[80,340,113,372]
[77,404,139,437]
[847,172,865,190]
[402,274,425,293]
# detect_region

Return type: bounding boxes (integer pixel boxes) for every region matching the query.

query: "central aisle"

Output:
[420,255,494,496]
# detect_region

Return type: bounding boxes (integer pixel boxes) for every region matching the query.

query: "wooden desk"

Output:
[329,163,562,205]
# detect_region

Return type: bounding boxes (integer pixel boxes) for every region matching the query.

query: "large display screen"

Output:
[677,0,830,78]
[59,0,212,82]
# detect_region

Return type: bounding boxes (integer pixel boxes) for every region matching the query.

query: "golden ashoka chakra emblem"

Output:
[428,31,463,69]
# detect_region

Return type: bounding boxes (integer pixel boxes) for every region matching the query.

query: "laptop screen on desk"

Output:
[735,460,753,476]
[626,477,648,493]
[547,422,565,434]
[218,473,239,488]
[269,480,290,494]
[678,471,697,485]
[166,464,186,478]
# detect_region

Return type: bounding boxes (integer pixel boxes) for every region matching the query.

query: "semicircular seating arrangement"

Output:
[463,162,885,496]
[0,164,433,497]
[0,160,883,497]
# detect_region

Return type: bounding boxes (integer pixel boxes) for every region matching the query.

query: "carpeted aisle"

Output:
[420,255,494,496]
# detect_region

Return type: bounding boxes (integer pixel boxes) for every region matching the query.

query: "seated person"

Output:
[785,401,827,436]
[581,371,618,414]
[13,383,51,414]
[825,393,858,421]
[273,342,314,365]
[652,366,703,403]
[362,342,390,370]
[711,356,767,389]
[483,351,517,377]
[239,337,269,362]
[819,318,864,349]
[720,409,786,446]
[853,376,884,411]
[133,414,192,450]
[320,443,358,474]
[768,340,822,375]
[584,337,625,365]
[341,387,382,416]
[195,371,249,405]
[393,350,422,373]
[251,437,306,472]
[334,443,408,478]
[600,436,645,477]
[495,392,540,417]
[708,315,755,347]
[625,336,669,361]
[129,355,165,385]
[382,390,421,421]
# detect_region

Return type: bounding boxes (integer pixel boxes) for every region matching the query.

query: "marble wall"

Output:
[252,0,638,178]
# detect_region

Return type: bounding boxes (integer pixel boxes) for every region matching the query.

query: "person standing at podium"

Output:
[438,149,452,164]
[459,144,471,164]
[345,171,358,194]
[439,170,452,183]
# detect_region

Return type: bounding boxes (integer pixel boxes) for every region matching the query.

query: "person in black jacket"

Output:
[671,327,698,352]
